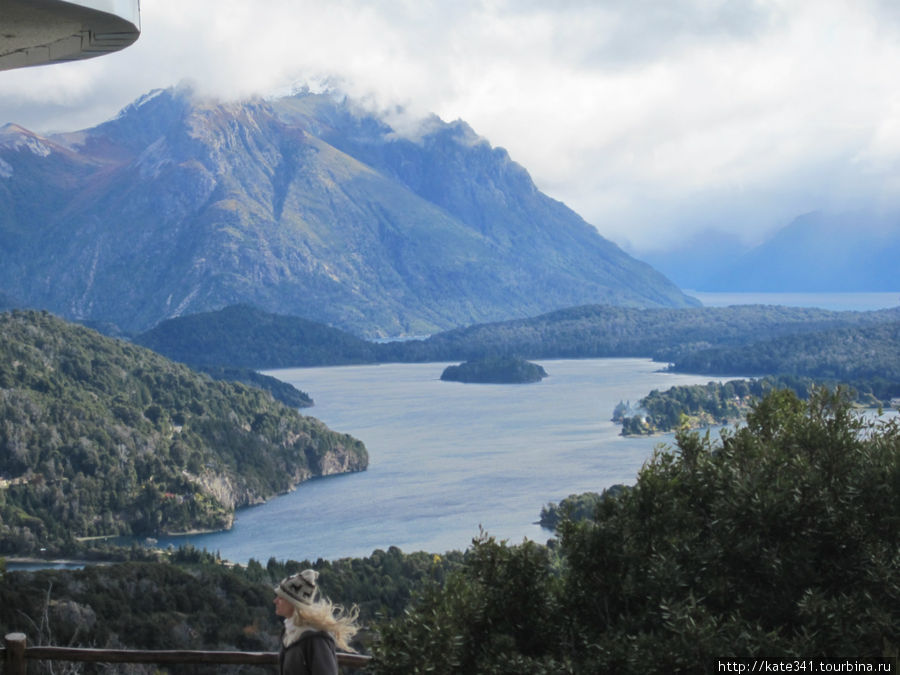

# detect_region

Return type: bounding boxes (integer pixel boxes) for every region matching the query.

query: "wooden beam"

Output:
[4,633,27,675]
[4,634,372,671]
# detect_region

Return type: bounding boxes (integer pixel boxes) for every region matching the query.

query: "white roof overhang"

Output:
[0,0,140,71]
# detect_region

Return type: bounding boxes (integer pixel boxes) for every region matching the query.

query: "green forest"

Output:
[670,321,900,399]
[0,310,367,555]
[391,303,898,362]
[2,388,896,672]
[614,375,848,436]
[538,485,627,530]
[440,356,548,384]
[134,304,379,368]
[193,364,314,408]
[2,305,899,671]
[131,303,900,404]
[132,303,900,368]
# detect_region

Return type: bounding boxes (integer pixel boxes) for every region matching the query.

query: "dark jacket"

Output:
[279,630,338,675]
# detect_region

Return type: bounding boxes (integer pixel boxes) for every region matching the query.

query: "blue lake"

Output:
[150,359,726,564]
[11,292,896,571]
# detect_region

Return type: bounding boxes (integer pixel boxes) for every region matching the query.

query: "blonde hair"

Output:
[291,597,360,652]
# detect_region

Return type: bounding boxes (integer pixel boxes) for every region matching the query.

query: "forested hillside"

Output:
[134,304,378,368]
[0,310,367,554]
[133,304,900,408]
[670,321,900,398]
[0,545,464,668]
[194,365,313,408]
[135,303,900,369]
[395,304,900,363]
[2,389,895,672]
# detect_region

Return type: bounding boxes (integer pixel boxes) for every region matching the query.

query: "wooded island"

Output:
[440,357,548,384]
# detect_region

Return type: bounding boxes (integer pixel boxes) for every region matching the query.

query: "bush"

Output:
[374,388,900,673]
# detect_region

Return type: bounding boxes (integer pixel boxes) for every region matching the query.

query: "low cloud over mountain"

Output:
[0,86,695,337]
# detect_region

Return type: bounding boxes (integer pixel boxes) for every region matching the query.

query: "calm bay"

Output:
[149,358,725,564]
[12,292,896,570]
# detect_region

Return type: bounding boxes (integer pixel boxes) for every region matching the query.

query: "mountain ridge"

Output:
[641,210,900,292]
[0,85,696,338]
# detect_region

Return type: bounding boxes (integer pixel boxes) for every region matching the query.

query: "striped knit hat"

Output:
[275,569,319,608]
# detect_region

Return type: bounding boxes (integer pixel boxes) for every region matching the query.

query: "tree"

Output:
[373,388,899,673]
[560,386,899,671]
[373,533,571,674]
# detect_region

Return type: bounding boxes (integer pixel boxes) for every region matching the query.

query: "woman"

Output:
[273,569,360,675]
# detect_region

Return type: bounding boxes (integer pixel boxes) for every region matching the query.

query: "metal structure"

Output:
[0,0,140,71]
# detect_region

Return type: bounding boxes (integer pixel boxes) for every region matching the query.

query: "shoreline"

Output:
[161,527,227,537]
[4,556,108,567]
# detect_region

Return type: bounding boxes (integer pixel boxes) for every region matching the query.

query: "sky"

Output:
[2,0,900,254]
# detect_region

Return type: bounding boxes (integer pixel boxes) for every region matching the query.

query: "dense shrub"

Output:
[374,388,900,673]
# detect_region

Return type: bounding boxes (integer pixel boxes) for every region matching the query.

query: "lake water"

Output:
[12,292,895,571]
[148,359,725,564]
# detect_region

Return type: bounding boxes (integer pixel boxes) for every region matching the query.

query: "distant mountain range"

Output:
[642,211,900,292]
[0,85,696,338]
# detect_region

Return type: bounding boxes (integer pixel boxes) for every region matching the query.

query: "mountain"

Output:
[637,229,748,291]
[706,211,900,291]
[0,309,367,553]
[642,211,900,292]
[0,86,696,338]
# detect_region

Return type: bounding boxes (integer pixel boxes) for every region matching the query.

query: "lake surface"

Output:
[150,359,725,564]
[11,293,894,572]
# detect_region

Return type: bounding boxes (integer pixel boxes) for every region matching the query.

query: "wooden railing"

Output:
[2,632,372,673]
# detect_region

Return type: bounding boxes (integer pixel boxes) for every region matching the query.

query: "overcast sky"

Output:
[2,0,900,253]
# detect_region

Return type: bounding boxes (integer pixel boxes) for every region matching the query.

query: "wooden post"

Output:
[4,632,27,675]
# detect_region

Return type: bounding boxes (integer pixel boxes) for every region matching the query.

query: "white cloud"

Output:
[2,0,900,252]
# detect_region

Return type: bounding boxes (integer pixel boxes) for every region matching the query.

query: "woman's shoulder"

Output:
[281,631,337,674]
[298,630,335,645]
[283,629,335,650]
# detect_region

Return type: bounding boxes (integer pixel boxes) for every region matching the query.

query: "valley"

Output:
[1,73,898,671]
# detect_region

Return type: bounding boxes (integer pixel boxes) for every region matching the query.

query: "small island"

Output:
[440,356,548,384]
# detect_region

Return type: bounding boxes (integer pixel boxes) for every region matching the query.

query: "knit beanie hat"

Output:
[275,569,318,608]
